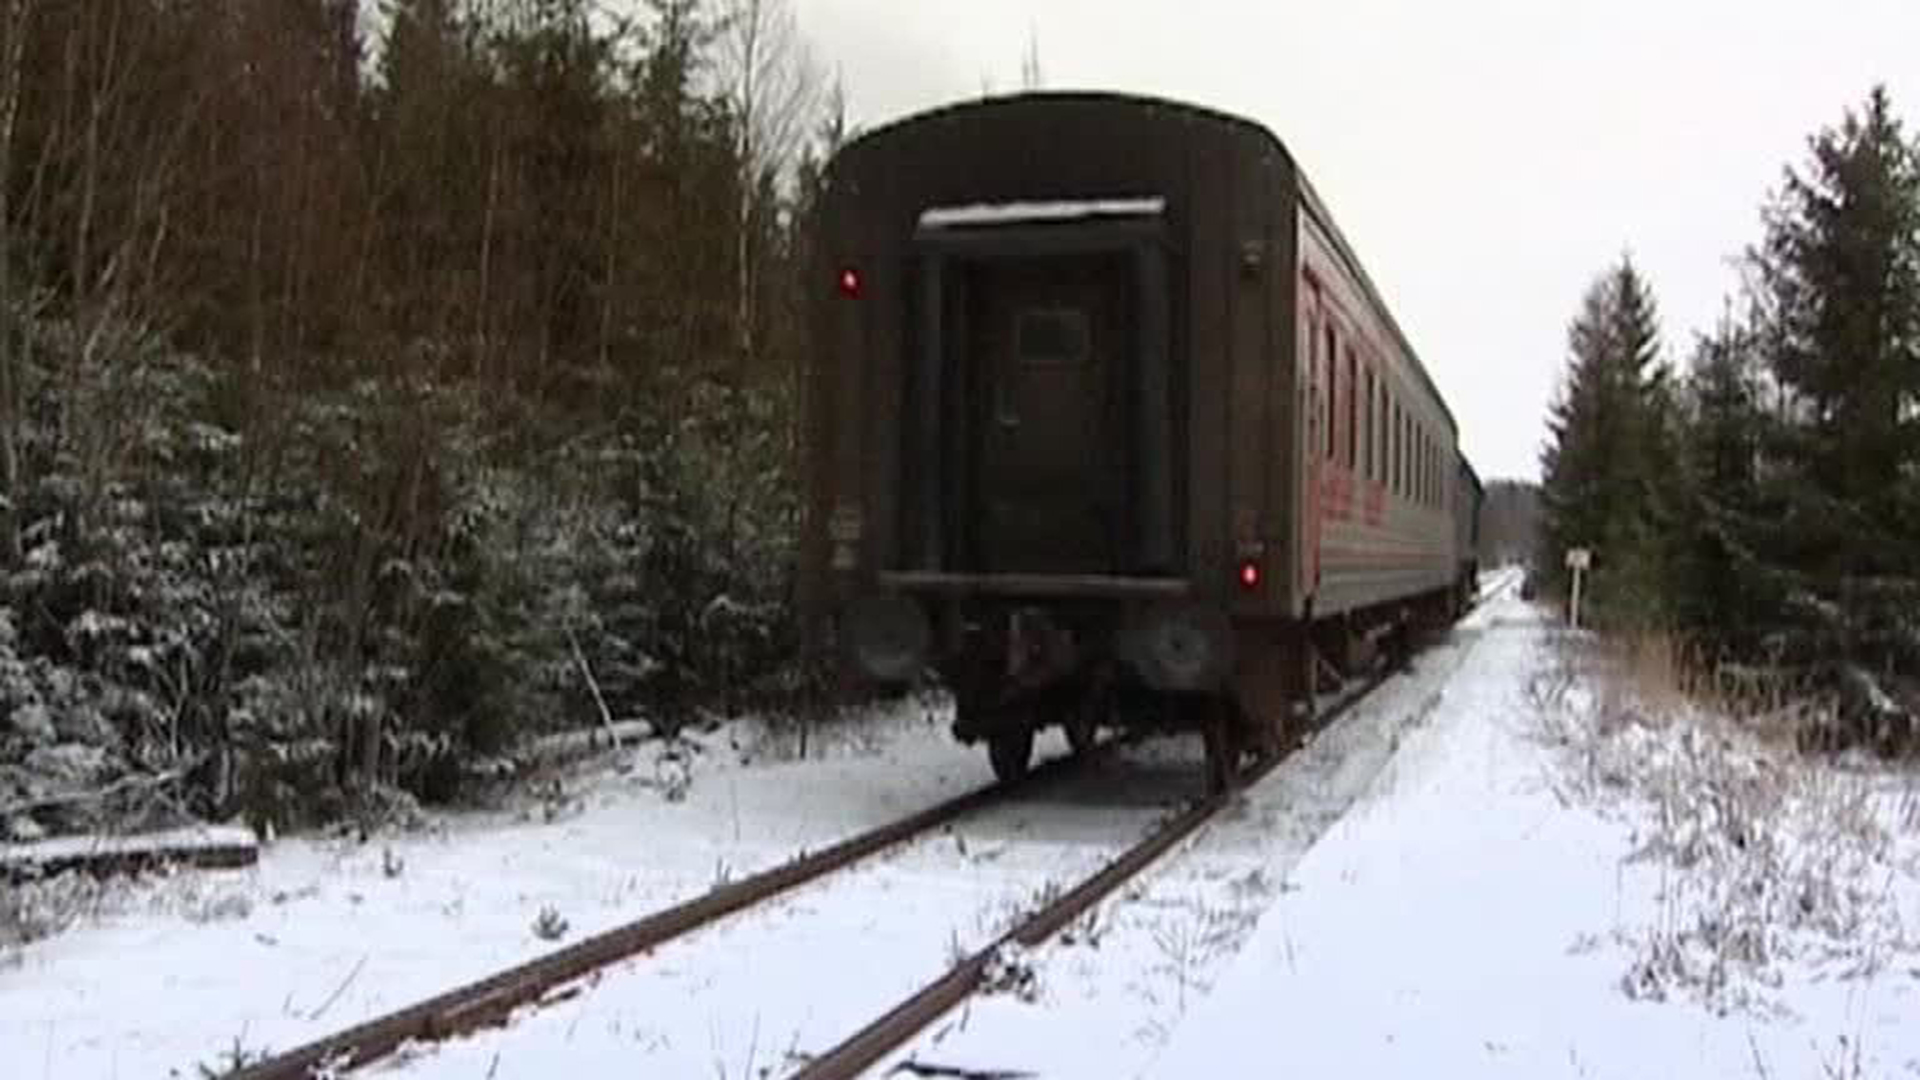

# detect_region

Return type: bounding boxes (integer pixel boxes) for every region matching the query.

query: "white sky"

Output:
[794,0,1920,481]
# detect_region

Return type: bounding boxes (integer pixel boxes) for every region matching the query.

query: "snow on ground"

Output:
[12,571,1916,1080]
[1148,589,1920,1080]
[865,574,1518,1080]
[376,739,1202,1080]
[0,703,1038,1080]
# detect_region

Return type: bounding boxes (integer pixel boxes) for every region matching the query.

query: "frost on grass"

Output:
[1530,636,1919,1016]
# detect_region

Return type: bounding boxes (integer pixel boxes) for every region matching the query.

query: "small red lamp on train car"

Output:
[837,267,862,299]
[1237,559,1262,592]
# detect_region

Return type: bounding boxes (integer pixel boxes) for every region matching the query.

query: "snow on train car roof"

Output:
[918,197,1166,230]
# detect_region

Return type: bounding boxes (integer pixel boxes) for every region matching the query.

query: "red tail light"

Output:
[837,267,862,298]
[1238,560,1262,591]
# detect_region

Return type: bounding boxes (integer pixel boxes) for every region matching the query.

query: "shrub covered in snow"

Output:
[1533,638,1919,1016]
[0,313,806,840]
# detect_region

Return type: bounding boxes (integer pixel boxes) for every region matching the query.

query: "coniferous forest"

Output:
[0,0,841,836]
[1540,87,1920,754]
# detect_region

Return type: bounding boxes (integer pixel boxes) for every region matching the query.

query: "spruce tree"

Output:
[1673,315,1771,649]
[1540,258,1674,627]
[1745,88,1920,725]
[1752,85,1920,583]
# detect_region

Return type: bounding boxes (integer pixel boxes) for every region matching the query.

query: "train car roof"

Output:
[1457,451,1484,493]
[839,90,1459,435]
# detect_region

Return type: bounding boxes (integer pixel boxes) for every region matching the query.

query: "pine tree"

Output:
[1752,85,1920,583]
[1744,87,1920,734]
[1672,314,1772,649]
[1540,258,1675,627]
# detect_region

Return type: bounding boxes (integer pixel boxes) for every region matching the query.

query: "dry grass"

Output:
[1,862,262,955]
[1,872,106,948]
[1530,633,1918,1016]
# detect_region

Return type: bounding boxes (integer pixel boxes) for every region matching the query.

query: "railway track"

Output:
[783,675,1388,1080]
[222,745,1099,1080]
[225,598,1468,1080]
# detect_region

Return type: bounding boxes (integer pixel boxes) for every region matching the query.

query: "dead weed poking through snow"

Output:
[1530,635,1919,1017]
[980,942,1042,1003]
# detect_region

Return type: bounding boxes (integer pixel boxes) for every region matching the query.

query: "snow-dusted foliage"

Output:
[0,0,844,841]
[1532,637,1919,1016]
[0,315,804,839]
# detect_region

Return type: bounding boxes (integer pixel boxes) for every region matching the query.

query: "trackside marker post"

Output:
[1565,547,1591,630]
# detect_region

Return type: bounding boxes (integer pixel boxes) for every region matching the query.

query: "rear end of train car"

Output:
[798,93,1468,789]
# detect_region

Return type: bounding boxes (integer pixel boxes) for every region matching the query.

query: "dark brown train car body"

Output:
[800,93,1477,786]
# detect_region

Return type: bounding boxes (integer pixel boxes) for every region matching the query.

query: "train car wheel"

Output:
[1249,701,1284,763]
[988,727,1035,783]
[1064,711,1098,757]
[1202,704,1242,796]
[1063,675,1111,758]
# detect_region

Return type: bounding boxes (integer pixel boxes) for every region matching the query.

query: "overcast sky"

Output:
[794,0,1920,481]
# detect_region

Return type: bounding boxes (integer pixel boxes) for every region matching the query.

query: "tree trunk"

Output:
[0,0,33,564]
[475,137,501,385]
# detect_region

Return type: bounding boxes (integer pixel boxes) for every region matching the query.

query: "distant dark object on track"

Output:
[798,92,1482,790]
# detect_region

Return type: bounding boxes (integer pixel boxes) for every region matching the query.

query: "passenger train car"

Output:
[798,93,1482,790]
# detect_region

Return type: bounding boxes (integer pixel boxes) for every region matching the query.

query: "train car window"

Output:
[1388,402,1397,495]
[1324,323,1337,461]
[1392,403,1401,496]
[1364,368,1375,481]
[1345,349,1358,469]
[1415,425,1423,502]
[1405,413,1420,499]
[1382,378,1397,478]
[1015,308,1090,368]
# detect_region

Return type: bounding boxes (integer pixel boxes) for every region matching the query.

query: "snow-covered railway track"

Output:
[787,675,1391,1080]
[226,611,1466,1079]
[221,752,1087,1080]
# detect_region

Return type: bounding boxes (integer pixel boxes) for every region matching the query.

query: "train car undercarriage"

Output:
[849,582,1468,794]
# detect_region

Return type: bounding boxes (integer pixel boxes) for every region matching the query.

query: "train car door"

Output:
[972,254,1130,575]
[1300,284,1325,605]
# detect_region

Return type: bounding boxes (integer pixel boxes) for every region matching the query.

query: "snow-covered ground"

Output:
[380,740,1199,1079]
[0,704,1046,1079]
[867,573,1516,1079]
[1148,590,1920,1080]
[8,574,1917,1080]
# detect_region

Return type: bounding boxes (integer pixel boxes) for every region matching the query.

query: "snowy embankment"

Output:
[1149,597,1920,1079]
[385,739,1197,1080]
[0,706,1014,1079]
[865,574,1516,1079]
[8,579,1915,1080]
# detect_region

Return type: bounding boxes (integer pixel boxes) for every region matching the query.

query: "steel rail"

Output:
[222,750,1090,1080]
[784,676,1390,1080]
[224,588,1487,1079]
